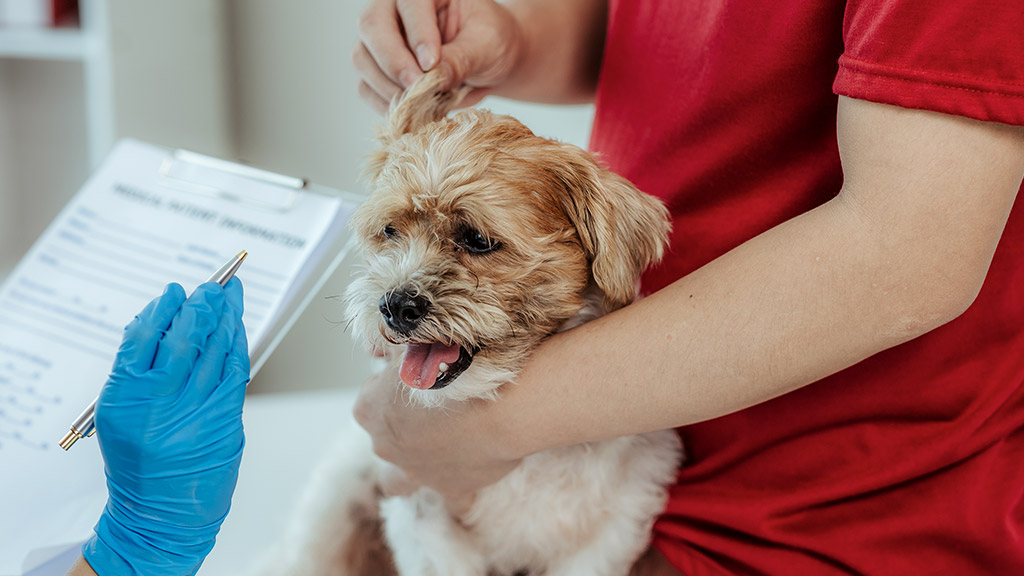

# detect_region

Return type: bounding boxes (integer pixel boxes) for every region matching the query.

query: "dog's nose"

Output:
[379,291,430,334]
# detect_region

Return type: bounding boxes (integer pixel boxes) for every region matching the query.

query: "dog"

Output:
[257,69,683,576]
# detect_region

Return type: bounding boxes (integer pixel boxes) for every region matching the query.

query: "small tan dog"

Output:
[260,70,682,576]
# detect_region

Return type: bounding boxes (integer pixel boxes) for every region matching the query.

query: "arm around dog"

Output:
[503,96,1024,451]
[356,96,1024,501]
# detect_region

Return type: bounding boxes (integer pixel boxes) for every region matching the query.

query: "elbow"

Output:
[834,190,1003,345]
[941,268,988,321]
[883,260,988,343]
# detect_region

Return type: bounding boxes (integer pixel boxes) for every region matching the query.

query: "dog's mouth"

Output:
[399,343,474,390]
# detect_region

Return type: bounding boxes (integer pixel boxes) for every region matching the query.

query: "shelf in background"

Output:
[0,27,88,61]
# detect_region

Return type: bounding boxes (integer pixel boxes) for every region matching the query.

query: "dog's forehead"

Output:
[380,180,516,233]
[377,153,547,220]
[362,112,581,239]
[381,114,542,197]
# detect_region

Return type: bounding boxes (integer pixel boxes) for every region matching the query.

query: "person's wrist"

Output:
[82,500,218,576]
[493,0,535,95]
[483,381,541,463]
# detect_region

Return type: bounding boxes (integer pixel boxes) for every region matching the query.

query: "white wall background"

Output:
[0,0,594,394]
[0,61,11,266]
[0,59,89,273]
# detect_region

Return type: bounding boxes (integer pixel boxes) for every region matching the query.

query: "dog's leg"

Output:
[381,490,487,576]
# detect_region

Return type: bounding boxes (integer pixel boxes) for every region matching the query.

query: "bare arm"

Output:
[357,97,1024,499]
[499,96,1024,454]
[67,556,97,576]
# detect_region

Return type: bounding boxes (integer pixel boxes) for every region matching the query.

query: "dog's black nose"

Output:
[379,291,430,334]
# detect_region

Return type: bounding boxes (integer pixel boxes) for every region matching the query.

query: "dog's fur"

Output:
[258,70,683,576]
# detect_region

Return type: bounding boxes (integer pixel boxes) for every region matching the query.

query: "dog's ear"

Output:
[546,144,671,310]
[365,68,469,180]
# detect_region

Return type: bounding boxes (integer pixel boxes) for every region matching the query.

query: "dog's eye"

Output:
[382,225,398,240]
[457,228,501,254]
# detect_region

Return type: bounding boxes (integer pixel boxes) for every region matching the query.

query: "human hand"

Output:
[353,0,524,112]
[82,279,249,576]
[352,368,521,515]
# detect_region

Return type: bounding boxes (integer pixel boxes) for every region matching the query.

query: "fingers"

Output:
[358,82,390,114]
[189,300,238,399]
[396,0,442,71]
[113,283,187,375]
[196,278,249,404]
[150,282,226,395]
[357,0,425,91]
[356,0,453,112]
[217,277,251,408]
[353,372,387,434]
[353,41,402,112]
[223,276,244,318]
[437,18,504,90]
[223,278,248,372]
[353,371,406,466]
[223,342,251,412]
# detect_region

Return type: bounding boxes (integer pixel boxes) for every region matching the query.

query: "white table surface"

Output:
[199,388,357,575]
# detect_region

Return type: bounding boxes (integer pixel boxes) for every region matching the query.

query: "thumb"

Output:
[437,27,502,90]
[437,45,472,92]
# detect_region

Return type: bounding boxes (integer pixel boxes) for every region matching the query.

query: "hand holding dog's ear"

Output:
[354,0,523,113]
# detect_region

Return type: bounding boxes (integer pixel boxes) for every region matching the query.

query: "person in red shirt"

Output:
[353,0,1024,574]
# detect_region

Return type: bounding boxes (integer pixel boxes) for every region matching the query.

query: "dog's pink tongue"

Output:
[400,343,461,389]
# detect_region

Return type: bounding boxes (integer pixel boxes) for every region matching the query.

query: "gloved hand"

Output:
[81,279,250,576]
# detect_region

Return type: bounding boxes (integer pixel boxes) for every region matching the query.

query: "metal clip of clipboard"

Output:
[158,149,307,212]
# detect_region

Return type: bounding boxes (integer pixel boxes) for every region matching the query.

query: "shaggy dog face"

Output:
[345,71,669,406]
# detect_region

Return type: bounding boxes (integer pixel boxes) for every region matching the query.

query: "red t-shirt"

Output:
[589,1,1024,574]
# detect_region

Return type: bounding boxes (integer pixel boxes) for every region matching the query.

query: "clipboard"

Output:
[0,138,365,575]
[154,144,365,375]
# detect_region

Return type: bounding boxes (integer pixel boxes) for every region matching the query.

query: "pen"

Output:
[58,250,248,451]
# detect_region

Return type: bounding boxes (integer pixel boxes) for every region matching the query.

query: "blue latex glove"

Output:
[82,279,250,576]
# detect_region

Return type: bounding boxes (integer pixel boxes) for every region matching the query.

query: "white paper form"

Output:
[0,140,350,575]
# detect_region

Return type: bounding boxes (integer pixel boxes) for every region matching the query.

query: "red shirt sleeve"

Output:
[833,0,1024,126]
